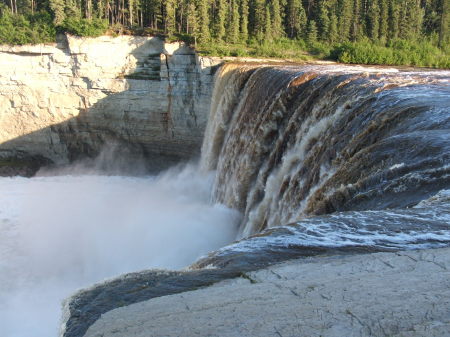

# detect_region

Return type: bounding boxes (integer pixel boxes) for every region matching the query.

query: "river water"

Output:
[2,63,450,337]
[0,166,239,337]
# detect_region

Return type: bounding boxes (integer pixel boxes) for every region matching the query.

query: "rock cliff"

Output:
[0,35,220,174]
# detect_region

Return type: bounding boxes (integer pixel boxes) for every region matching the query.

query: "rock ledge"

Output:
[83,247,450,337]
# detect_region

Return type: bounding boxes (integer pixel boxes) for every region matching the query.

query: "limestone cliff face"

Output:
[0,35,220,173]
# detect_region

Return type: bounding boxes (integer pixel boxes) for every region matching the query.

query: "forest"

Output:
[0,0,449,68]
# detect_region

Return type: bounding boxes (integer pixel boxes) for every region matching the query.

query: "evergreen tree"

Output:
[337,0,352,41]
[252,0,266,38]
[307,19,318,43]
[240,0,249,40]
[265,4,272,39]
[328,12,338,43]
[367,0,380,40]
[317,0,329,41]
[165,0,176,36]
[407,0,424,39]
[198,0,211,42]
[271,0,283,39]
[65,0,80,18]
[286,0,306,38]
[49,0,65,24]
[397,0,423,40]
[439,0,449,47]
[0,0,447,64]
[379,0,388,41]
[228,0,240,43]
[215,0,227,41]
[388,0,399,40]
[186,0,199,43]
[350,0,361,41]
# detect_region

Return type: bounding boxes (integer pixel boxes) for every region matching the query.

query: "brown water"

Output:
[201,64,450,238]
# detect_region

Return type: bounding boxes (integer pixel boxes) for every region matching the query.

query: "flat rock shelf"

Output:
[82,247,450,337]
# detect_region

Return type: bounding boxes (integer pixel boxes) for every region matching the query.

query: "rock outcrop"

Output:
[0,35,220,174]
[81,247,450,337]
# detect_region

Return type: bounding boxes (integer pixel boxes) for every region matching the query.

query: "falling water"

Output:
[202,64,450,238]
[2,63,450,337]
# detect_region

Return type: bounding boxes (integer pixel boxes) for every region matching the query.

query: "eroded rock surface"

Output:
[0,35,220,174]
[84,248,450,337]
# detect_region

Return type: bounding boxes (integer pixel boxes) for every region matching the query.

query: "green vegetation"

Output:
[0,6,55,44]
[58,17,108,37]
[334,37,450,68]
[0,0,448,68]
[197,37,310,60]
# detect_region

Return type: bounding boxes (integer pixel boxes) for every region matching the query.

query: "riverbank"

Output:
[77,247,450,337]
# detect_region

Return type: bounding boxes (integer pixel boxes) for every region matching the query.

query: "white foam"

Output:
[389,163,405,170]
[0,165,239,337]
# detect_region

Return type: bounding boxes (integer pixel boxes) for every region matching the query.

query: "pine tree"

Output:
[186,0,199,43]
[286,0,306,38]
[215,0,227,41]
[388,0,399,40]
[49,0,65,24]
[271,0,283,39]
[368,0,380,40]
[198,0,211,43]
[397,0,423,40]
[350,0,361,41]
[409,0,424,38]
[240,0,249,41]
[228,0,240,43]
[317,0,330,41]
[165,0,176,36]
[65,0,80,19]
[328,12,338,43]
[337,0,352,41]
[252,0,266,38]
[307,19,318,43]
[265,4,272,39]
[439,0,449,47]
[379,0,388,42]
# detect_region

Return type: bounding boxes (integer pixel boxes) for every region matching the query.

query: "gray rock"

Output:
[84,247,450,337]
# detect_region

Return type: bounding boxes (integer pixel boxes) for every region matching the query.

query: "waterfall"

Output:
[202,64,450,237]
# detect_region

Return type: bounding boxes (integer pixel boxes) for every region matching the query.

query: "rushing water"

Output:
[2,63,450,337]
[202,64,450,237]
[193,63,450,269]
[0,166,239,337]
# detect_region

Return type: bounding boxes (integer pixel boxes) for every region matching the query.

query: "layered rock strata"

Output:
[0,35,220,174]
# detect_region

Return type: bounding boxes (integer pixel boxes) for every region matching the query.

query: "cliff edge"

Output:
[0,35,220,174]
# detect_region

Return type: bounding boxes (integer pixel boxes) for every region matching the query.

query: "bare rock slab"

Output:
[85,248,450,337]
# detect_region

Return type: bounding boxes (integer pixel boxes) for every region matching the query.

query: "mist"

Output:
[0,163,239,337]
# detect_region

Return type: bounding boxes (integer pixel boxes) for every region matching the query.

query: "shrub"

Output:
[332,38,450,69]
[59,17,108,37]
[0,9,56,45]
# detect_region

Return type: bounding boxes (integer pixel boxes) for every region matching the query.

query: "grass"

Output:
[196,38,313,62]
[195,36,449,69]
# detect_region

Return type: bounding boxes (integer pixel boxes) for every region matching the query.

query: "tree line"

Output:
[0,0,448,46]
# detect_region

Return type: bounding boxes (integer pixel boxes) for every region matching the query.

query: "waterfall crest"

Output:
[201,64,450,237]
